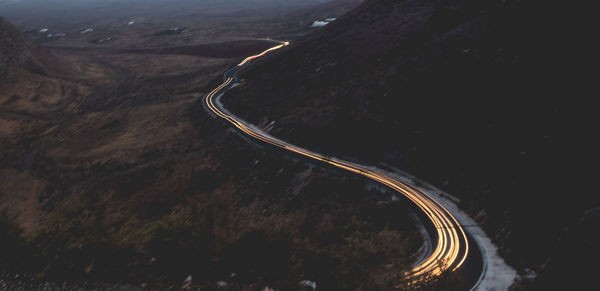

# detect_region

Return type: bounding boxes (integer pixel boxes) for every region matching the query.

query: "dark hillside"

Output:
[223,0,596,288]
[0,16,31,81]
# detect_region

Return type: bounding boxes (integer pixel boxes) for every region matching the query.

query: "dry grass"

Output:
[0,169,46,233]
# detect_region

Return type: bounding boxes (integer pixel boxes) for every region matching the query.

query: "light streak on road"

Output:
[237,41,290,66]
[203,40,470,282]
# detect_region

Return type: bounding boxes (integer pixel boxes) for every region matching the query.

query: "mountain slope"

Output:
[223,0,596,288]
[0,16,31,81]
[1,11,424,289]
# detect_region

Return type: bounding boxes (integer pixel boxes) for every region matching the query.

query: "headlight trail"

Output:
[203,40,470,283]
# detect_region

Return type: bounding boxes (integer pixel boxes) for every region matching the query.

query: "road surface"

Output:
[203,40,481,286]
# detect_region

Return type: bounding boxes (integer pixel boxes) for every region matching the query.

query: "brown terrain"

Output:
[1,1,437,290]
[3,0,593,289]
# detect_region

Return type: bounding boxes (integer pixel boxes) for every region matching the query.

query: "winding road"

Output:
[203,40,479,285]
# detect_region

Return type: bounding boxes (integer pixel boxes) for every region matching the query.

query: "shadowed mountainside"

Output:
[0,16,31,81]
[222,0,596,289]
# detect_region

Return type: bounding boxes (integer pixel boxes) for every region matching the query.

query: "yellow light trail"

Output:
[203,40,470,283]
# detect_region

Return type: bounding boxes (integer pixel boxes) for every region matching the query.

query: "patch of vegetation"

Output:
[1,180,425,289]
[0,210,28,273]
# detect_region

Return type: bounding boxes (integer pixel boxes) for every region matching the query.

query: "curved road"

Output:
[203,40,478,285]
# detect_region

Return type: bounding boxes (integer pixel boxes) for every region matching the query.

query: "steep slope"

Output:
[0,16,31,81]
[223,0,596,288]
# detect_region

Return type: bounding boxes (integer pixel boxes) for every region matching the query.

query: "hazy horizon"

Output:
[1,0,332,29]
